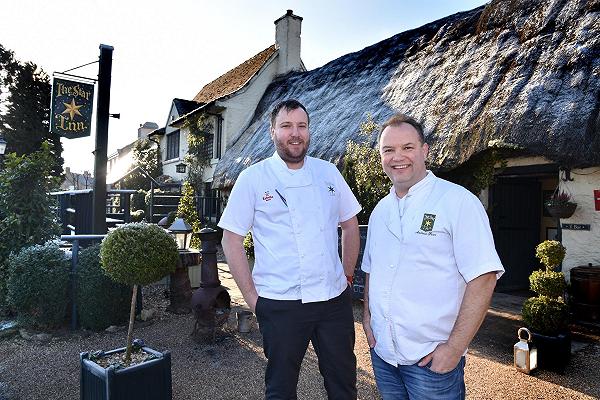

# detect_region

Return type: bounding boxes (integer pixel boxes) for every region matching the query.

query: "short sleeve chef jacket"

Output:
[218,152,361,303]
[361,172,503,366]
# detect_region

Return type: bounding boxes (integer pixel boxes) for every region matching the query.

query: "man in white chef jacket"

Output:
[361,113,504,400]
[219,99,361,399]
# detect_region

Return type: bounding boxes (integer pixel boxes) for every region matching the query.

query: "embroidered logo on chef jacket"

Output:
[417,213,436,235]
[327,185,336,196]
[262,191,274,202]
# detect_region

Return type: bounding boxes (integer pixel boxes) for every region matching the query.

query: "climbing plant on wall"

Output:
[181,113,213,192]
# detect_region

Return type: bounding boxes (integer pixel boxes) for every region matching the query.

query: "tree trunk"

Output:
[125,284,138,364]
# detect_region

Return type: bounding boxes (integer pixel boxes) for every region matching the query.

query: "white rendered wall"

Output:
[560,167,600,281]
[219,56,280,149]
[161,103,188,183]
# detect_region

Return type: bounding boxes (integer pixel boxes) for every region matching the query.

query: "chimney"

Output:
[274,10,303,76]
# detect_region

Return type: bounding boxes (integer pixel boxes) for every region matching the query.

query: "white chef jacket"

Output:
[361,172,503,366]
[218,152,361,303]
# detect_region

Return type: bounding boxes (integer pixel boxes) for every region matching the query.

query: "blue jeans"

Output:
[370,349,465,400]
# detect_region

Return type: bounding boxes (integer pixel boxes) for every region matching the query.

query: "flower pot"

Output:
[80,346,172,400]
[530,331,571,372]
[545,202,577,218]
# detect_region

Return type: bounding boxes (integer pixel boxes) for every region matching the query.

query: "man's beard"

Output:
[275,137,310,165]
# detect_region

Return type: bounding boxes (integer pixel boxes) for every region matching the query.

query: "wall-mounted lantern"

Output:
[176,162,187,173]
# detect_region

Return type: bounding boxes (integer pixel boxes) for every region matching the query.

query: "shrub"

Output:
[77,244,130,330]
[529,269,566,298]
[0,142,61,312]
[100,223,178,286]
[6,242,69,328]
[243,232,254,259]
[177,181,202,249]
[522,296,569,336]
[342,114,390,224]
[535,240,566,269]
[523,240,569,336]
[131,190,147,213]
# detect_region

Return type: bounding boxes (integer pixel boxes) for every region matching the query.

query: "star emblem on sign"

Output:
[62,98,83,120]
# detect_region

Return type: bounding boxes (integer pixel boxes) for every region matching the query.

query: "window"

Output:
[166,130,180,160]
[215,116,223,159]
[202,131,214,160]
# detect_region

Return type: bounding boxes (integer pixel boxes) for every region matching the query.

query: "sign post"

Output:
[92,44,114,234]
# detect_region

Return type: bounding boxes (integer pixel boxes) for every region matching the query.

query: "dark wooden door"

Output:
[491,178,541,291]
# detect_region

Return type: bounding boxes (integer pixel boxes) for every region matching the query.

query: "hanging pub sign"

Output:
[50,77,95,139]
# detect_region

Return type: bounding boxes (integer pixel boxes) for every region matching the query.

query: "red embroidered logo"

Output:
[263,191,273,201]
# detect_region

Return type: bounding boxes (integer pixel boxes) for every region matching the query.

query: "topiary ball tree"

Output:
[100,222,178,363]
[535,240,566,270]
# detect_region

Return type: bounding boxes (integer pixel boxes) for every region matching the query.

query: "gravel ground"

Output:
[1,279,599,399]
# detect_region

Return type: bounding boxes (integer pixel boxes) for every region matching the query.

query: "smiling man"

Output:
[219,99,361,399]
[361,114,504,400]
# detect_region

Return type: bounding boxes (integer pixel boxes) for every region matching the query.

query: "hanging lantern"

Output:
[168,218,193,251]
[514,327,537,374]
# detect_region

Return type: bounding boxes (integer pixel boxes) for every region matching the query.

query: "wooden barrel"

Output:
[570,264,600,322]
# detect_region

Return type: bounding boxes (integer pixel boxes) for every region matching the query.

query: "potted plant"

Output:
[522,240,570,371]
[80,223,179,400]
[544,190,577,218]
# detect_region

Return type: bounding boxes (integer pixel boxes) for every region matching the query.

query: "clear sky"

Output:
[0,0,487,173]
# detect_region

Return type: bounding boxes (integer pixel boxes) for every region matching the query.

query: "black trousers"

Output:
[255,286,357,400]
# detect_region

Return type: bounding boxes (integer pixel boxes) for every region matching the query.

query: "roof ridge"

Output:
[193,44,277,104]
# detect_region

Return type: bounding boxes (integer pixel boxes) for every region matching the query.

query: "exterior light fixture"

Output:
[0,136,7,155]
[176,162,187,173]
[168,217,193,251]
[514,327,537,374]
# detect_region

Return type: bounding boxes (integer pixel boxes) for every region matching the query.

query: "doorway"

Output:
[489,164,559,292]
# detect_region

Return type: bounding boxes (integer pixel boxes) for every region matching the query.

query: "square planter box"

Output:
[531,332,571,372]
[80,346,172,400]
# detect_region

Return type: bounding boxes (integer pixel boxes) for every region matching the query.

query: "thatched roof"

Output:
[193,45,278,104]
[213,0,600,189]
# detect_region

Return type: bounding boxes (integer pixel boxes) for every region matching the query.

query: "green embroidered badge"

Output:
[420,213,436,232]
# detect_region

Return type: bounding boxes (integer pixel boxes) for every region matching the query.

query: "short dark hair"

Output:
[270,99,310,127]
[378,113,425,144]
